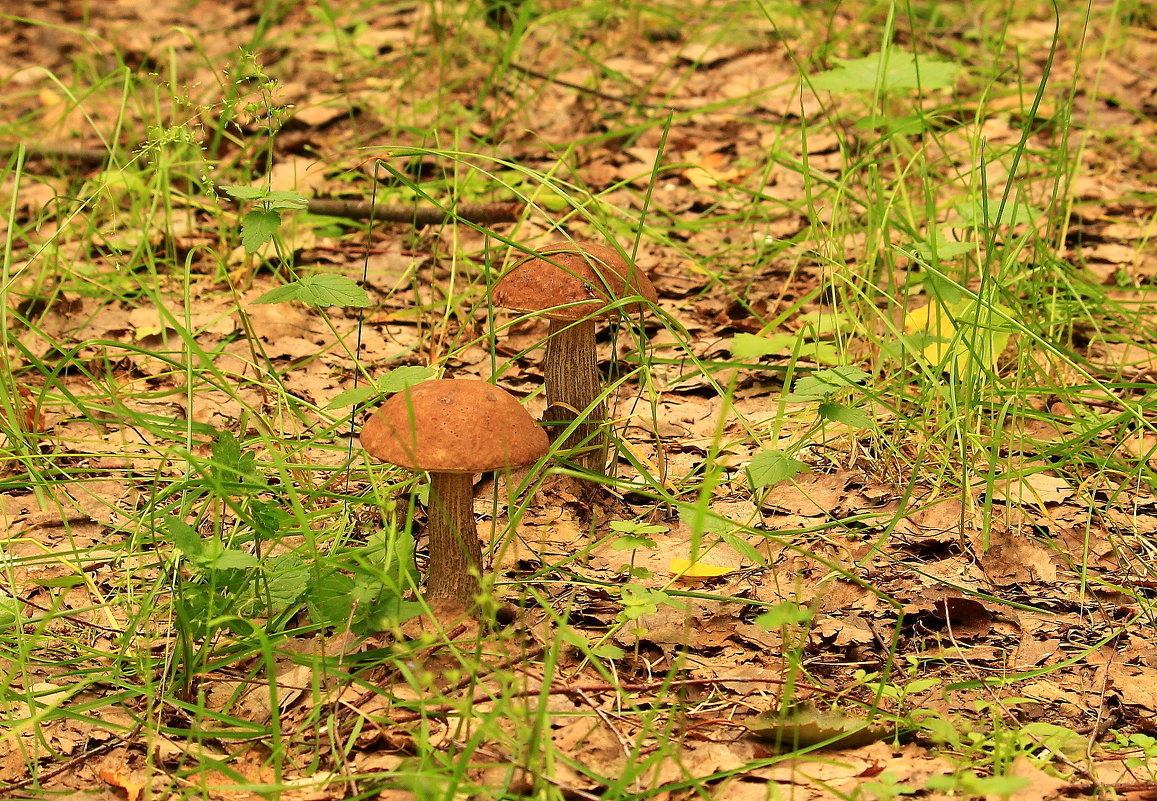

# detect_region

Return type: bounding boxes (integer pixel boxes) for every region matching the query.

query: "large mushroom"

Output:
[493,241,656,474]
[360,379,548,609]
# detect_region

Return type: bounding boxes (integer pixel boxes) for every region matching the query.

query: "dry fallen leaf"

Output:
[744,703,890,749]
[99,765,147,801]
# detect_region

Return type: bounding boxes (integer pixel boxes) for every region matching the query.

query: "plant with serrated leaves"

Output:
[162,431,421,692]
[810,47,961,139]
[745,366,874,493]
[608,519,667,579]
[220,185,310,254]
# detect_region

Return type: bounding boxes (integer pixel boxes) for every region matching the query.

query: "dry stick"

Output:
[0,722,143,791]
[387,675,847,724]
[3,145,526,226]
[2,143,116,166]
[304,198,524,225]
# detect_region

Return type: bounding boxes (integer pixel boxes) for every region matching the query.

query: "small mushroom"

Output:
[360,379,548,610]
[493,241,657,474]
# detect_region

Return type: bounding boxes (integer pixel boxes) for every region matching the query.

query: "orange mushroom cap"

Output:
[361,379,548,473]
[493,242,657,321]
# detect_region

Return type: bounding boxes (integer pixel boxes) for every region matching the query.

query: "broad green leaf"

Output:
[165,519,203,557]
[718,531,766,566]
[221,185,267,200]
[731,332,794,360]
[590,643,625,659]
[955,197,1042,227]
[208,431,261,494]
[794,366,869,397]
[327,366,437,409]
[326,385,379,410]
[618,585,678,621]
[818,402,874,429]
[254,554,309,612]
[253,274,372,308]
[796,340,843,366]
[376,365,436,394]
[854,113,927,136]
[295,274,372,307]
[251,283,300,305]
[611,535,658,551]
[241,208,282,252]
[262,190,309,210]
[33,574,86,589]
[0,594,20,627]
[812,50,960,93]
[210,550,260,570]
[306,570,356,627]
[679,506,737,535]
[911,233,977,261]
[747,450,808,489]
[755,602,812,628]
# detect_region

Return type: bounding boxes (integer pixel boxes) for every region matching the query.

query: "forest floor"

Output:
[2,1,1157,799]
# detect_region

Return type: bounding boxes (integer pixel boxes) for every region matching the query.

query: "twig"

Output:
[302,198,524,225]
[387,675,841,724]
[0,722,143,791]
[1,144,115,166]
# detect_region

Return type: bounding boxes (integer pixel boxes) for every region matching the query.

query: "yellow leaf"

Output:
[669,558,732,578]
[904,300,957,366]
[903,298,1013,375]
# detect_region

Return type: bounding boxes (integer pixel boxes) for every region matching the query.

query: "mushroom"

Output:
[360,379,549,609]
[493,241,657,474]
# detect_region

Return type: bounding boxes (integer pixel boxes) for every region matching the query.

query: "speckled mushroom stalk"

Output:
[424,471,483,603]
[360,379,548,611]
[542,317,607,472]
[494,242,657,475]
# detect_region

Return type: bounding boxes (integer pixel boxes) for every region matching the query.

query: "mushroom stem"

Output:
[424,471,483,606]
[543,318,608,473]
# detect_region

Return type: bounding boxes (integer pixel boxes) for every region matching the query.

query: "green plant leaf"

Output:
[590,643,625,660]
[747,450,808,488]
[911,233,977,261]
[326,385,379,409]
[262,190,309,210]
[253,274,372,308]
[165,519,203,557]
[955,197,1042,227]
[0,594,20,627]
[611,535,658,550]
[306,570,356,627]
[854,113,928,136]
[241,208,282,253]
[812,49,960,93]
[327,366,437,409]
[221,185,267,200]
[731,332,795,360]
[902,297,1014,375]
[211,550,260,570]
[376,365,436,394]
[755,602,812,628]
[818,402,875,429]
[794,366,870,397]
